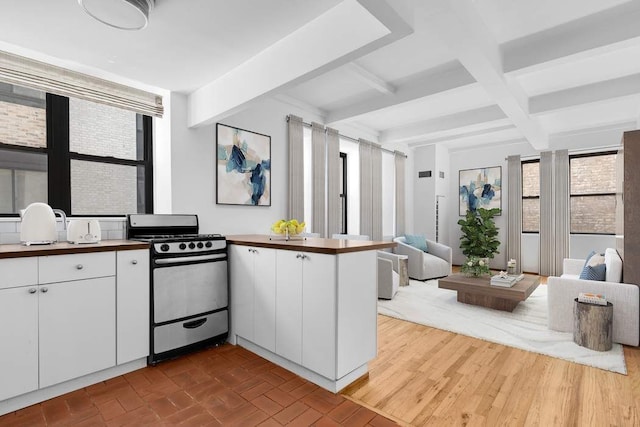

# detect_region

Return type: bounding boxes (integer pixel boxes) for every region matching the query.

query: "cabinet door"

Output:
[116,249,150,365]
[39,277,116,388]
[0,286,38,401]
[275,250,303,364]
[253,247,276,352]
[302,252,336,379]
[230,245,254,341]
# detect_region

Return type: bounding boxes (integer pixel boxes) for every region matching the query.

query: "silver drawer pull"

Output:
[76,264,84,270]
[131,260,138,265]
[41,287,48,293]
[28,288,37,294]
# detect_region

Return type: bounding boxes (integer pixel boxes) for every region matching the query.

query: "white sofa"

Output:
[393,236,452,280]
[547,248,639,346]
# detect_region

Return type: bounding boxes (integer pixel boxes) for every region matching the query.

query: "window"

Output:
[570,152,616,234]
[0,83,152,216]
[522,160,540,233]
[339,152,347,234]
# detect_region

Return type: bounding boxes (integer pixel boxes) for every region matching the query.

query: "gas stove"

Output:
[126,215,226,255]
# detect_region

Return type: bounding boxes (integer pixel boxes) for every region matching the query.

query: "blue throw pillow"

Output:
[404,234,428,252]
[579,251,606,281]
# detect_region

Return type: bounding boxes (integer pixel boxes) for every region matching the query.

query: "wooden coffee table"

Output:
[438,273,541,312]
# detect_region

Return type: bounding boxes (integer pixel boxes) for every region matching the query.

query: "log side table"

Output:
[573,298,613,351]
[397,255,409,286]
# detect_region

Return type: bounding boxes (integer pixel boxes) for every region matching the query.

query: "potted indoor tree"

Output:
[457,207,501,276]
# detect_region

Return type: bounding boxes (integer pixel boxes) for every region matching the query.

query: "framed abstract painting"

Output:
[459,166,501,215]
[216,123,271,206]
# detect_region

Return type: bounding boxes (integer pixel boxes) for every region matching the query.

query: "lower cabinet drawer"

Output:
[39,252,115,284]
[154,310,228,354]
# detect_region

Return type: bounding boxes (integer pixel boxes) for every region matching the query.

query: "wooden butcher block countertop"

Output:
[0,240,149,259]
[226,234,395,255]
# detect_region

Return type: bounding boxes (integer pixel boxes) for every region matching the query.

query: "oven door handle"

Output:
[183,318,208,329]
[154,253,227,265]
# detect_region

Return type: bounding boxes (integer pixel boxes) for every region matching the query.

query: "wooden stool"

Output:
[573,298,613,351]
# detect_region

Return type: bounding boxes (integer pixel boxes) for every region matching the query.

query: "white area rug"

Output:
[378,279,627,374]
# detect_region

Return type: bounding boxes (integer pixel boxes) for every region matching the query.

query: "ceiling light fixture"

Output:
[78,0,154,31]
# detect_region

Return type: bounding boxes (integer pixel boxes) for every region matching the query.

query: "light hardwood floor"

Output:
[343,286,640,426]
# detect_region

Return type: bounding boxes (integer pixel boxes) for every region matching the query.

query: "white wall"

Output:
[412,145,437,238]
[169,94,324,235]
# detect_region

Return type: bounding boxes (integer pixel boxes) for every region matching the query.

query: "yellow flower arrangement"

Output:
[271,219,306,236]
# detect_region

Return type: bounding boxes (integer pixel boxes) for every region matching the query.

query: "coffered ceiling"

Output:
[1,0,639,151]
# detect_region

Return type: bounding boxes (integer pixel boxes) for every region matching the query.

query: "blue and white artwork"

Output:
[459,166,501,215]
[216,123,271,206]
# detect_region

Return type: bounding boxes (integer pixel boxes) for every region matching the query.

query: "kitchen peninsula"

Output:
[227,235,395,393]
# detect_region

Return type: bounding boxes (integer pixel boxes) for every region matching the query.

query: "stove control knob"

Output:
[189,242,196,249]
[205,241,213,248]
[197,242,204,249]
[160,244,170,252]
[179,243,186,250]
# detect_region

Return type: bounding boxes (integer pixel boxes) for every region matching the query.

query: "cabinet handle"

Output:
[28,288,37,294]
[131,260,138,265]
[76,264,84,270]
[41,287,48,293]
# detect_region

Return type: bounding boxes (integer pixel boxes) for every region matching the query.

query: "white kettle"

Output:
[20,203,67,245]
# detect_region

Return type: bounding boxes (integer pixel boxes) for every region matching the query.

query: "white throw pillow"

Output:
[605,248,623,283]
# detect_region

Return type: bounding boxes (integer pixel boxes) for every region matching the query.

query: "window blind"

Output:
[0,50,163,117]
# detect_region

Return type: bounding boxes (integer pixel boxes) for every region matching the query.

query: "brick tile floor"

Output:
[0,344,398,426]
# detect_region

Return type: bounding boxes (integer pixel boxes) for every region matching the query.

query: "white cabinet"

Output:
[0,267,39,401]
[39,277,116,388]
[0,248,150,405]
[275,250,336,378]
[116,249,150,364]
[230,242,378,392]
[230,245,276,351]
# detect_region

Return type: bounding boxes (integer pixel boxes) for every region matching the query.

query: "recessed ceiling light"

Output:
[78,0,154,31]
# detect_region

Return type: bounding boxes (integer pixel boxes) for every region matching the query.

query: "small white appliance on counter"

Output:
[20,202,67,245]
[67,219,101,244]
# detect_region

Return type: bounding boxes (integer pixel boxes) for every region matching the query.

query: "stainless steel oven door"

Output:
[153,254,227,324]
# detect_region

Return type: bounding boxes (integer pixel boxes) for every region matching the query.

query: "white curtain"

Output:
[326,127,341,237]
[371,143,383,241]
[311,122,326,237]
[0,50,163,117]
[554,150,570,274]
[359,139,373,238]
[507,155,522,273]
[394,151,406,237]
[288,115,304,221]
[539,151,554,275]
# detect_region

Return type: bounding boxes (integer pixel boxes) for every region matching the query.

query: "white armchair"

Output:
[377,251,404,299]
[393,236,451,280]
[547,248,639,346]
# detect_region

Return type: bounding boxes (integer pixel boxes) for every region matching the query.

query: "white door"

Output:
[230,245,254,341]
[301,252,336,379]
[252,247,277,352]
[0,286,39,401]
[275,250,303,364]
[39,277,116,388]
[116,249,149,365]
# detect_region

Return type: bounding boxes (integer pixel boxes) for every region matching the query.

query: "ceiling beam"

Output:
[430,0,548,149]
[503,2,640,75]
[345,62,395,95]
[530,73,640,115]
[380,105,506,143]
[326,61,474,123]
[187,0,413,128]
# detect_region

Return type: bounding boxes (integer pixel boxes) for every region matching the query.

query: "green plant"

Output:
[460,256,491,276]
[457,207,501,259]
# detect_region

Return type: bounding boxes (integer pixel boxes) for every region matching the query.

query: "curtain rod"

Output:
[505,144,622,161]
[288,116,407,158]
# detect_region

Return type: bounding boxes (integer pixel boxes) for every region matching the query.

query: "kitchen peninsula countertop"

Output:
[0,240,149,259]
[226,234,395,254]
